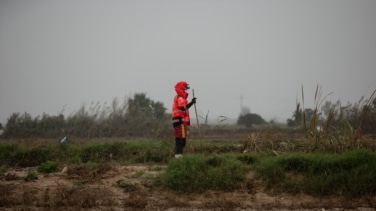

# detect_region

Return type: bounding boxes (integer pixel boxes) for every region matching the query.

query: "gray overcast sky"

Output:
[1,0,376,125]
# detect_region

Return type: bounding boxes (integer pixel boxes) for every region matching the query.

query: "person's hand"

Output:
[191,97,197,104]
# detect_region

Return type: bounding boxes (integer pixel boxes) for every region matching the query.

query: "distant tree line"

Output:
[2,91,375,139]
[1,93,171,139]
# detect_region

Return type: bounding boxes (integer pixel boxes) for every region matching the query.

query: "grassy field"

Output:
[1,135,375,198]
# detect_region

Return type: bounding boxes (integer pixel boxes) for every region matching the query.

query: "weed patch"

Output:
[253,150,376,197]
[38,160,59,173]
[164,154,246,193]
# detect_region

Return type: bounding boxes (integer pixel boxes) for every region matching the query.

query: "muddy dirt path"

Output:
[1,164,375,211]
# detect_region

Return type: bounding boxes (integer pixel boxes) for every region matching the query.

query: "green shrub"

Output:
[164,154,246,193]
[133,140,172,164]
[253,150,376,197]
[78,141,128,163]
[25,170,38,181]
[0,143,20,165]
[11,146,55,167]
[0,167,6,174]
[80,142,107,163]
[37,160,58,173]
[68,155,81,164]
[236,154,258,164]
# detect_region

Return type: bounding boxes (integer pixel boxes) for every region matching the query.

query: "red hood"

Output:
[174,81,188,99]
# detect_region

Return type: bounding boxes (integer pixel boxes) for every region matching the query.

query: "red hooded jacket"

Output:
[172,81,190,124]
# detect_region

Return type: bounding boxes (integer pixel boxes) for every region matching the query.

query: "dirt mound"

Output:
[0,164,375,210]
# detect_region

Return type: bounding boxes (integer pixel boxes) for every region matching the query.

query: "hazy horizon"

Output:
[1,0,376,126]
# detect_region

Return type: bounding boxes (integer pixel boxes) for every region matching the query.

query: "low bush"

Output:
[37,160,59,173]
[253,150,376,197]
[163,154,246,193]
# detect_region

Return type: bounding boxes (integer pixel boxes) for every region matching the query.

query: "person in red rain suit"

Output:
[171,81,197,158]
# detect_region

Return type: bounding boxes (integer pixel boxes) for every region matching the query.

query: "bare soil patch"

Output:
[0,164,375,210]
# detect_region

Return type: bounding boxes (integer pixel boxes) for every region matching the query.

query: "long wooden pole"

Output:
[192,89,202,151]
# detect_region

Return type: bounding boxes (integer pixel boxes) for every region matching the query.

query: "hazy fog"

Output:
[1,0,375,125]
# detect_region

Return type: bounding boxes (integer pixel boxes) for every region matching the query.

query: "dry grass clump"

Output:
[0,184,18,206]
[67,163,115,183]
[0,181,120,209]
[122,193,148,210]
[51,183,118,209]
[202,197,242,210]
[116,179,139,193]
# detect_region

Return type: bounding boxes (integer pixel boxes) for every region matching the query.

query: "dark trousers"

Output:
[175,138,186,154]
